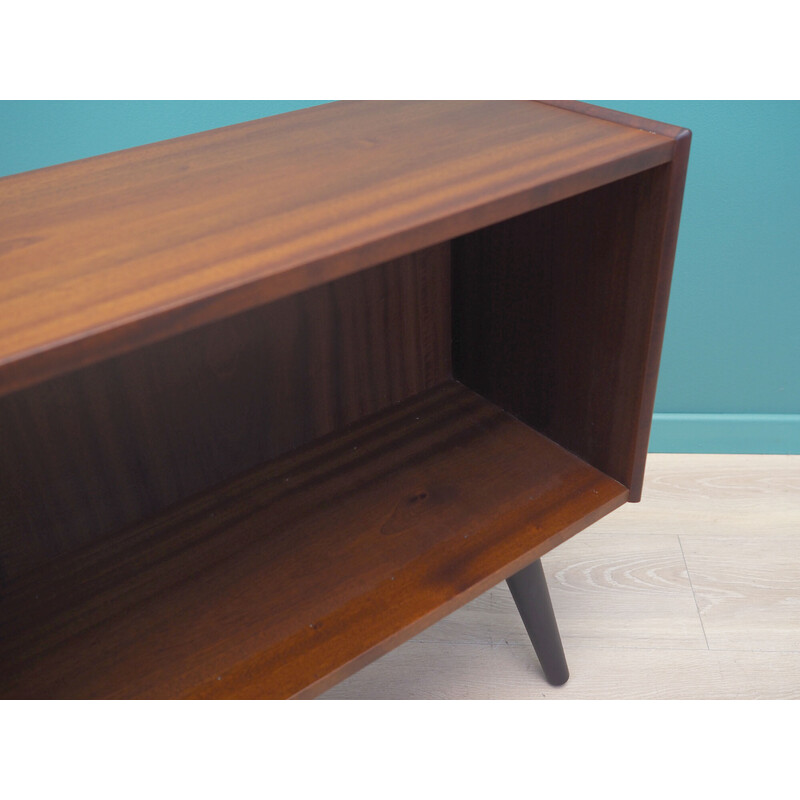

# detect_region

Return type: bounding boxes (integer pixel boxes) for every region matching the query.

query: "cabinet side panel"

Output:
[0,243,451,582]
[452,166,672,493]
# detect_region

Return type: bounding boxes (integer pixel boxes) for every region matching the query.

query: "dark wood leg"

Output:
[506,559,569,686]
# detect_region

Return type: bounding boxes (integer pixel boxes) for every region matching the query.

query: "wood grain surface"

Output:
[539,103,692,500]
[0,100,676,396]
[453,165,673,494]
[410,533,707,651]
[0,101,693,700]
[0,244,450,581]
[0,381,627,699]
[322,453,800,699]
[540,101,690,139]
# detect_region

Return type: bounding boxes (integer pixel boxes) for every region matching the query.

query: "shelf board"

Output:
[0,381,627,699]
[0,100,676,397]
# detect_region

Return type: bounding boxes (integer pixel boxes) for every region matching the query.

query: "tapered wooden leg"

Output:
[506,559,569,686]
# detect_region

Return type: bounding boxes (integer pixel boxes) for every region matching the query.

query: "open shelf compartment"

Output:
[0,381,626,699]
[0,101,690,698]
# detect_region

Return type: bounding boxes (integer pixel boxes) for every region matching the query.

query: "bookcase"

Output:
[0,101,690,698]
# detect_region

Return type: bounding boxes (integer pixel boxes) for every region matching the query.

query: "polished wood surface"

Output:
[629,129,690,499]
[0,244,450,581]
[453,165,673,495]
[0,101,690,698]
[540,100,689,139]
[322,454,800,700]
[0,101,676,397]
[538,102,691,498]
[0,382,627,699]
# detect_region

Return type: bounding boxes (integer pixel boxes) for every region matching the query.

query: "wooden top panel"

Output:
[0,381,627,699]
[0,101,675,396]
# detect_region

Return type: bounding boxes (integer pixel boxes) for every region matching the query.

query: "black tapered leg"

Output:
[506,559,569,686]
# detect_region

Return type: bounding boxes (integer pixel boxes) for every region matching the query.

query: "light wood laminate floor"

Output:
[321,454,800,699]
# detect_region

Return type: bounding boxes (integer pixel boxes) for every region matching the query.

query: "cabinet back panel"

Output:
[0,243,451,582]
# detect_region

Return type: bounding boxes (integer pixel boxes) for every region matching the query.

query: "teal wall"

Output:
[0,101,328,175]
[1,101,797,453]
[596,101,799,453]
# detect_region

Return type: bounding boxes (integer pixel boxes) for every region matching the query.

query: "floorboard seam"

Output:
[678,533,711,650]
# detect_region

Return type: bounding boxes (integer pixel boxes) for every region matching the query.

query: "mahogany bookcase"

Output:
[0,101,690,698]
